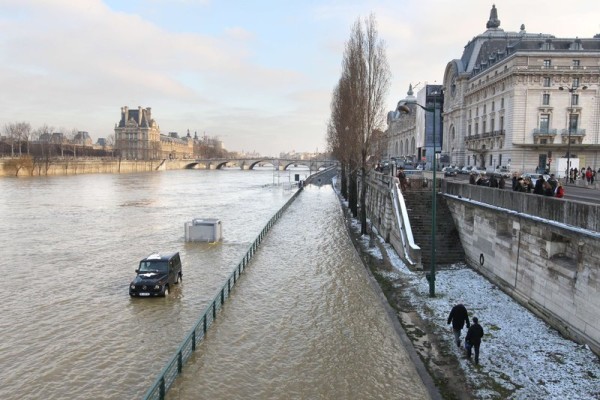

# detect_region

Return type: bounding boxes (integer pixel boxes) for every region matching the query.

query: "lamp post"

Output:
[558,84,587,184]
[402,90,440,297]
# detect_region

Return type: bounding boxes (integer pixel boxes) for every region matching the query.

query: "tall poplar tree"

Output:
[343,14,391,234]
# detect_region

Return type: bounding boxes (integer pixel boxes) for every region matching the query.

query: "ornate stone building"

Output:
[441,5,600,176]
[114,106,194,160]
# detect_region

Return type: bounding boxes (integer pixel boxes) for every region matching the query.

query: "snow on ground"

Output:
[353,219,600,399]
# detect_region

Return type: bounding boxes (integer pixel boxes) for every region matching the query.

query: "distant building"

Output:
[74,131,92,146]
[114,106,194,160]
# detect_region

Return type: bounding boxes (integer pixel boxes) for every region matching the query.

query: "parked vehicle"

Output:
[492,166,512,178]
[460,166,474,175]
[471,166,487,175]
[443,166,459,177]
[129,252,183,297]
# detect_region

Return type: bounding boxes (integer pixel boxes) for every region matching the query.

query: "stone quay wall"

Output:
[0,158,196,177]
[442,181,600,355]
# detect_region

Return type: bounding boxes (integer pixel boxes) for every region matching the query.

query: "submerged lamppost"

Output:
[402,90,441,297]
[558,84,587,184]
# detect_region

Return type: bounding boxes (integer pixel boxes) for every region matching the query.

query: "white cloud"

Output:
[0,0,598,154]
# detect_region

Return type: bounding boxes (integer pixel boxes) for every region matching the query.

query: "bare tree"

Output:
[342,14,391,235]
[3,123,17,157]
[105,134,115,158]
[327,74,360,213]
[34,124,54,175]
[67,128,80,158]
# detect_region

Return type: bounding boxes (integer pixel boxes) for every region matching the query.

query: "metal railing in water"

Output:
[142,188,303,400]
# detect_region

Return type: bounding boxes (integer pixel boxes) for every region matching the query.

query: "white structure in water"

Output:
[184,218,222,242]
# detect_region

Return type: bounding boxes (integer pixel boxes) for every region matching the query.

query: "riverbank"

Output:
[337,194,600,399]
[0,157,171,177]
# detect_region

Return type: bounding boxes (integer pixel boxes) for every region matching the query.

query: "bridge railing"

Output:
[142,187,303,400]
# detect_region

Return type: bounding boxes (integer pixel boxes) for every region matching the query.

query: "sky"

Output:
[353,221,600,399]
[1,1,599,156]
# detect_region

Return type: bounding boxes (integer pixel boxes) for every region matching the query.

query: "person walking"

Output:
[465,317,484,365]
[447,303,470,347]
[547,174,558,192]
[533,175,545,195]
[498,176,506,189]
[489,175,499,188]
[397,167,408,192]
[555,181,565,198]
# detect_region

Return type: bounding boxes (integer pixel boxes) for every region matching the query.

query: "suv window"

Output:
[139,260,168,272]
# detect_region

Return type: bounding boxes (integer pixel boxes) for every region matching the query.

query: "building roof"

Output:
[455,5,600,78]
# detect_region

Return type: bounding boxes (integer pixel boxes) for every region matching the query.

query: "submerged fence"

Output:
[142,187,303,400]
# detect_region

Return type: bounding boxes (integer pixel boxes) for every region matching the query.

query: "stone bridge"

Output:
[182,158,337,171]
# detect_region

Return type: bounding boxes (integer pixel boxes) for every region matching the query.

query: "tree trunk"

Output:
[348,169,358,217]
[341,163,348,199]
[359,149,369,235]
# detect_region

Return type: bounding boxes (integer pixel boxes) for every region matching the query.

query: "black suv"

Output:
[129,252,182,297]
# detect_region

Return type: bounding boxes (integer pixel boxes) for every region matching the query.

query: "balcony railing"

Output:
[533,128,558,136]
[561,129,586,137]
[465,130,504,141]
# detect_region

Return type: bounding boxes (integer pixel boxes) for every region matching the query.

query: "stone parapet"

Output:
[444,191,600,355]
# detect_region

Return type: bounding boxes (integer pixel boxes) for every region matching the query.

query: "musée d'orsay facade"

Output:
[387,5,600,177]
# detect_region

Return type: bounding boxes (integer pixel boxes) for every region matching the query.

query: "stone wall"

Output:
[0,158,192,177]
[443,182,600,355]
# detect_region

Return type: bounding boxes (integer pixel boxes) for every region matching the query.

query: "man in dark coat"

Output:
[465,317,484,364]
[447,303,470,347]
[533,175,545,195]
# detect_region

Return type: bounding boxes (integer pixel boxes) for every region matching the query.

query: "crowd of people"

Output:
[567,166,597,185]
[511,173,564,198]
[468,171,567,198]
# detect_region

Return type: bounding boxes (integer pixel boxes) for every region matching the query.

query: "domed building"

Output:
[441,5,600,176]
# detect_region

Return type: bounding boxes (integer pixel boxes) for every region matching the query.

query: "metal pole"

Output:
[430,97,437,298]
[566,88,572,186]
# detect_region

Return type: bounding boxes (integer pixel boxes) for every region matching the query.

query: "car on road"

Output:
[471,166,487,175]
[460,166,473,175]
[492,166,512,178]
[129,252,183,297]
[443,166,459,177]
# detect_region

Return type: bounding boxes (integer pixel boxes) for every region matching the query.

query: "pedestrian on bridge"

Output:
[448,303,470,348]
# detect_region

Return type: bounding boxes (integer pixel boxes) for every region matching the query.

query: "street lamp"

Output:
[402,91,441,297]
[558,84,587,185]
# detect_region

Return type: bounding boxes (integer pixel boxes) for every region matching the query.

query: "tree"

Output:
[327,74,360,213]
[336,14,391,234]
[105,134,115,158]
[34,124,55,175]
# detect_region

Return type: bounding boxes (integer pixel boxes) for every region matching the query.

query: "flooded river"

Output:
[0,169,428,399]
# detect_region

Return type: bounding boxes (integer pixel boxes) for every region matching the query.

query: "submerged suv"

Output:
[129,252,182,297]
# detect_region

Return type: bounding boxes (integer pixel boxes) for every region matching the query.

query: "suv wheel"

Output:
[175,273,182,284]
[162,285,169,297]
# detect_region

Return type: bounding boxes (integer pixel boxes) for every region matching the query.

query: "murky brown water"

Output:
[0,169,299,400]
[167,186,429,400]
[0,170,429,399]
